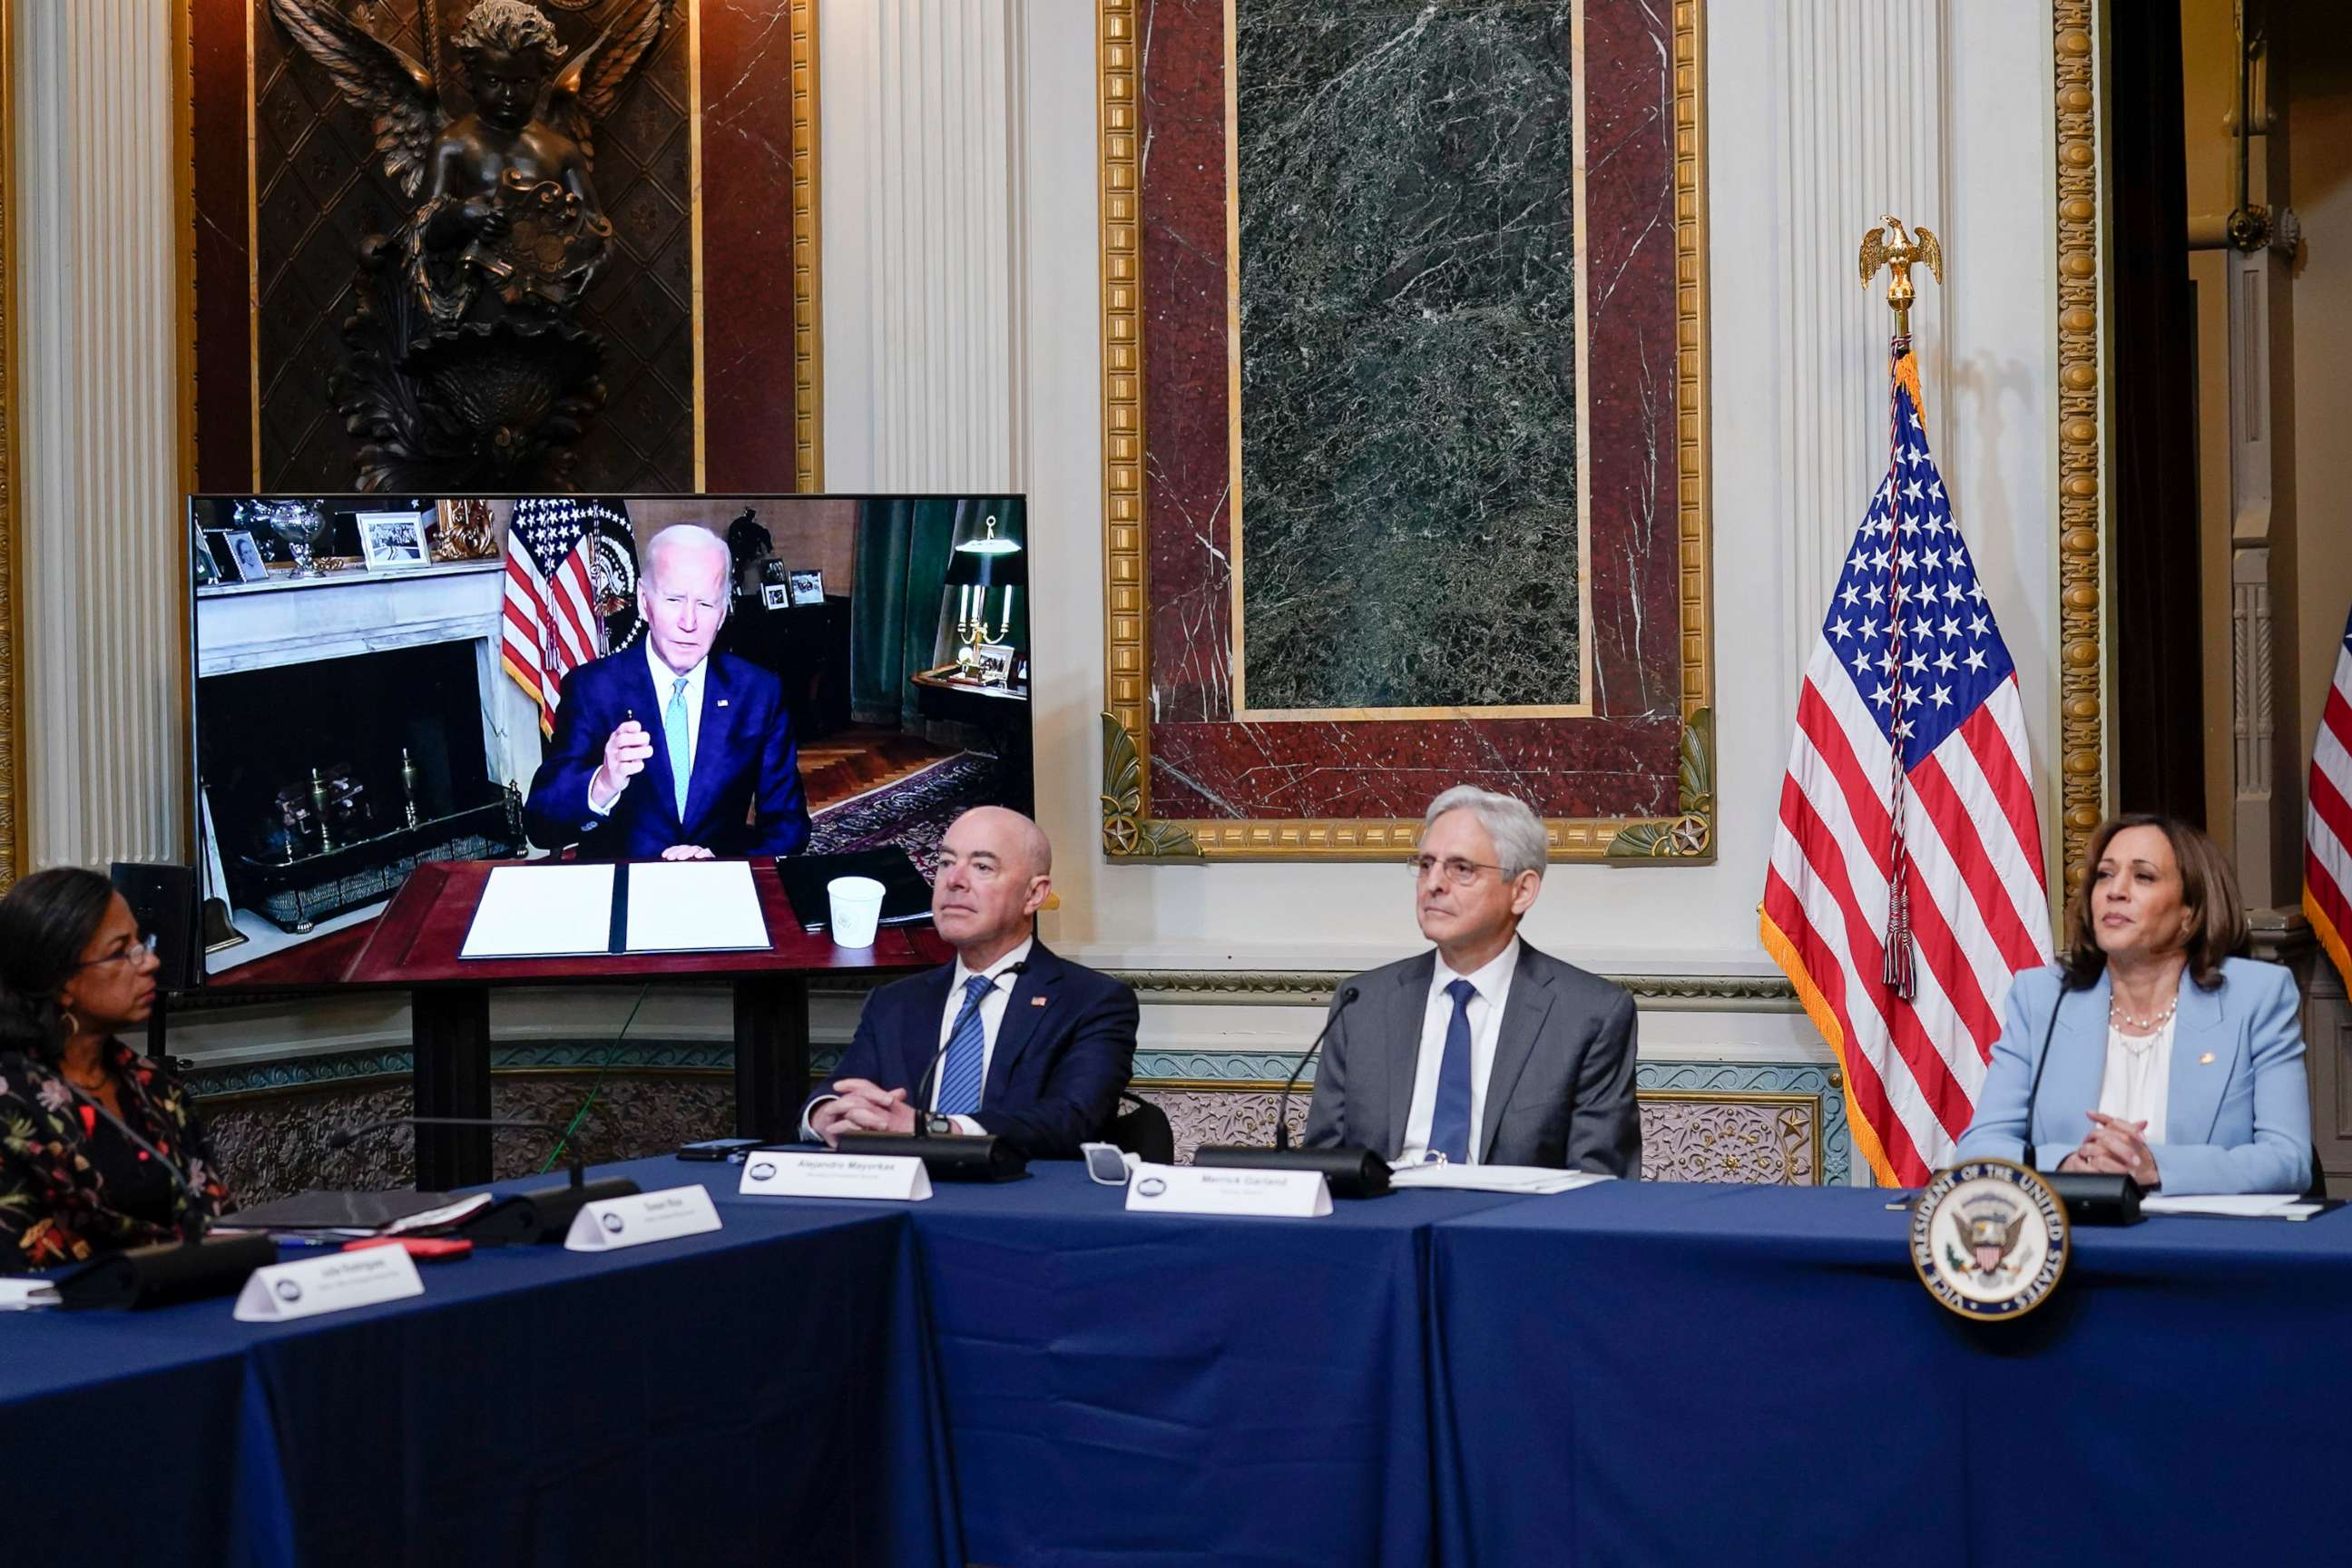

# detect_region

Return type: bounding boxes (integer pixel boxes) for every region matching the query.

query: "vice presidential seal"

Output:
[1909,1159,2068,1319]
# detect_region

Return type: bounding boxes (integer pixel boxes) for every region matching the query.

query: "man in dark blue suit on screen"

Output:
[524,524,809,860]
[805,808,1138,1160]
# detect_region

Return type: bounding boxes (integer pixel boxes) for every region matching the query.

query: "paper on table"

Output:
[0,1278,59,1309]
[2138,1192,2317,1219]
[381,1193,496,1235]
[1387,1163,1614,1195]
[625,859,769,954]
[460,863,615,958]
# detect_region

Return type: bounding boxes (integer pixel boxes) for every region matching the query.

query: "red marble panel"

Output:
[192,0,254,491]
[701,0,804,493]
[1133,0,1690,822]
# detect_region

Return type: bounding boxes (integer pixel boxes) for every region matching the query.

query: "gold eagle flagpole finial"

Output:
[1857,215,1944,339]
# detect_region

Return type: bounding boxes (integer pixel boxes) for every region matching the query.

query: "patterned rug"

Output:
[808,750,1007,877]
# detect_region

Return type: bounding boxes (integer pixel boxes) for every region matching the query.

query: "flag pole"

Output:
[1857,216,1945,1001]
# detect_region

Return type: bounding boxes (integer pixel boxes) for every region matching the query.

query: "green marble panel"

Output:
[1237,0,1581,711]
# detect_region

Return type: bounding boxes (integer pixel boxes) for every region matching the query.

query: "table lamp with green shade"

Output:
[945,514,1027,681]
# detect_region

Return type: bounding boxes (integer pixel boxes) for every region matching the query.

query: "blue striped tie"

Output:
[1427,978,1477,1164]
[934,974,996,1117]
[662,675,691,818]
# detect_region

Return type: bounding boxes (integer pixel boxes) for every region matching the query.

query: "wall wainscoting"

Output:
[191,1042,1847,1201]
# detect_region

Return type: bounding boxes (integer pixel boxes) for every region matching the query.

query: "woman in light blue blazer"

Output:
[1955,814,2311,1196]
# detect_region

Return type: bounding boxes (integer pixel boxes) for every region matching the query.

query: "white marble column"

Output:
[15,0,188,868]
[818,0,1027,493]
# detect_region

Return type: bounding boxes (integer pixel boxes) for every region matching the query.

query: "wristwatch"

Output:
[924,1113,957,1137]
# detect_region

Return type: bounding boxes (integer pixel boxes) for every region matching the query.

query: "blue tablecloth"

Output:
[1428,1181,2352,1567]
[897,1159,1522,1568]
[24,1159,2352,1568]
[1,1158,958,1568]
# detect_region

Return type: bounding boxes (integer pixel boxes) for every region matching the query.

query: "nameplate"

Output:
[233,1245,424,1322]
[739,1151,933,1201]
[1123,1162,1331,1219]
[563,1185,725,1251]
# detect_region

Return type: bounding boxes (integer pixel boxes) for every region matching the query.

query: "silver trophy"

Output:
[243,498,332,579]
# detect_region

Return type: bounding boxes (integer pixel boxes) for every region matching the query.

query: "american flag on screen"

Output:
[1760,348,2052,1186]
[501,497,629,737]
[2305,604,2352,993]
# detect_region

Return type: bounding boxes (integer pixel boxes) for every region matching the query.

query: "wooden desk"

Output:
[342,859,950,1187]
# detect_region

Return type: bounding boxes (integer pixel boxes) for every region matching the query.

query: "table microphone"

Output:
[1274,983,1357,1152]
[903,961,1029,1138]
[1195,984,1390,1198]
[835,962,1031,1181]
[2014,975,2142,1226]
[328,1116,640,1243]
[2016,978,2073,1171]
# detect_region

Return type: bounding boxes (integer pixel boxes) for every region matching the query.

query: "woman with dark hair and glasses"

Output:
[0,867,232,1271]
[1955,814,2311,1195]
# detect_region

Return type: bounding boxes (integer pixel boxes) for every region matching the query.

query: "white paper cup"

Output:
[827,876,887,948]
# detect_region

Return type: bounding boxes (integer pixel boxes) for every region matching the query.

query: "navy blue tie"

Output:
[1427,978,1477,1164]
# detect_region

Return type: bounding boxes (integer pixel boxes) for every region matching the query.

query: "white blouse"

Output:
[2093,1015,2174,1140]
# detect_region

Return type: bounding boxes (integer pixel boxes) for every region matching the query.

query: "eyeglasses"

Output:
[77,933,159,971]
[1405,854,1507,888]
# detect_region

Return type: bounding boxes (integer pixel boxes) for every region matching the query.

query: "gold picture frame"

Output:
[2052,1,2109,887]
[1093,0,1715,862]
[0,0,20,887]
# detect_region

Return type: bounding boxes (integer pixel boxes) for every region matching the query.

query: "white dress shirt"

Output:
[1396,938,1520,1166]
[2094,1016,2172,1141]
[800,936,1034,1139]
[588,642,708,814]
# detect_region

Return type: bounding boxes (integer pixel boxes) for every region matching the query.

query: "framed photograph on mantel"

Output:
[357,511,432,572]
[1094,0,1713,863]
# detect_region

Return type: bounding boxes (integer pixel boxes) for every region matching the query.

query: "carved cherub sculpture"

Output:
[270,0,668,323]
[264,0,671,488]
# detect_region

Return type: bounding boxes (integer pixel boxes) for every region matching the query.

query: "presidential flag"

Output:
[1760,350,2053,1186]
[500,497,631,737]
[2305,603,2352,992]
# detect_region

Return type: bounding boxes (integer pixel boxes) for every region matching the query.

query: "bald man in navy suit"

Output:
[805,808,1138,1160]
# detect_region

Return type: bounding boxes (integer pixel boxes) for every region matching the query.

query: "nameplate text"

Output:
[1123,1162,1331,1218]
[739,1152,933,1201]
[234,1246,425,1322]
[564,1185,725,1251]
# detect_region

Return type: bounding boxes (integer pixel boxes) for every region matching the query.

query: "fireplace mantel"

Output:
[196,561,505,678]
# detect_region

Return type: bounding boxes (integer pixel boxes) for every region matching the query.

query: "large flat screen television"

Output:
[188,494,1031,986]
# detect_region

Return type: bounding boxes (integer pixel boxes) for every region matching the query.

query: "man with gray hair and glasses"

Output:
[1299,786,1640,1173]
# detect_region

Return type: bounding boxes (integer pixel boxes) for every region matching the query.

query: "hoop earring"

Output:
[56,1010,82,1041]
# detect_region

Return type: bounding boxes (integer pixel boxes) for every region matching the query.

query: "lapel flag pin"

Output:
[1032,996,1049,1007]
[2198,1052,2215,1065]
[716,699,729,708]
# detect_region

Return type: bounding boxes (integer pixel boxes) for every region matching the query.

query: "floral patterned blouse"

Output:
[0,1039,232,1272]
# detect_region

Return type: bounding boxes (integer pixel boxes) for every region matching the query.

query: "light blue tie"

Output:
[1427,978,1477,1164]
[662,674,691,818]
[935,974,996,1117]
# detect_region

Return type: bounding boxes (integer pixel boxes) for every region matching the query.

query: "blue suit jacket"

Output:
[812,942,1139,1160]
[523,649,809,860]
[1954,957,2311,1196]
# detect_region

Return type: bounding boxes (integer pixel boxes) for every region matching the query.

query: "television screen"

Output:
[189,494,1032,985]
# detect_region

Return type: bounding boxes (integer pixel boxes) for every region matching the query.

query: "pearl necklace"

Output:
[2109,991,2179,1033]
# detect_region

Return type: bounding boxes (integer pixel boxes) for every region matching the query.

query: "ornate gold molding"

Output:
[1112,967,1799,1011]
[2053,5,2105,889]
[0,0,18,886]
[1094,0,1714,863]
[790,0,824,492]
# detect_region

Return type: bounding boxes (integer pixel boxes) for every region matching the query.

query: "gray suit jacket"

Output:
[1298,941,1641,1175]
